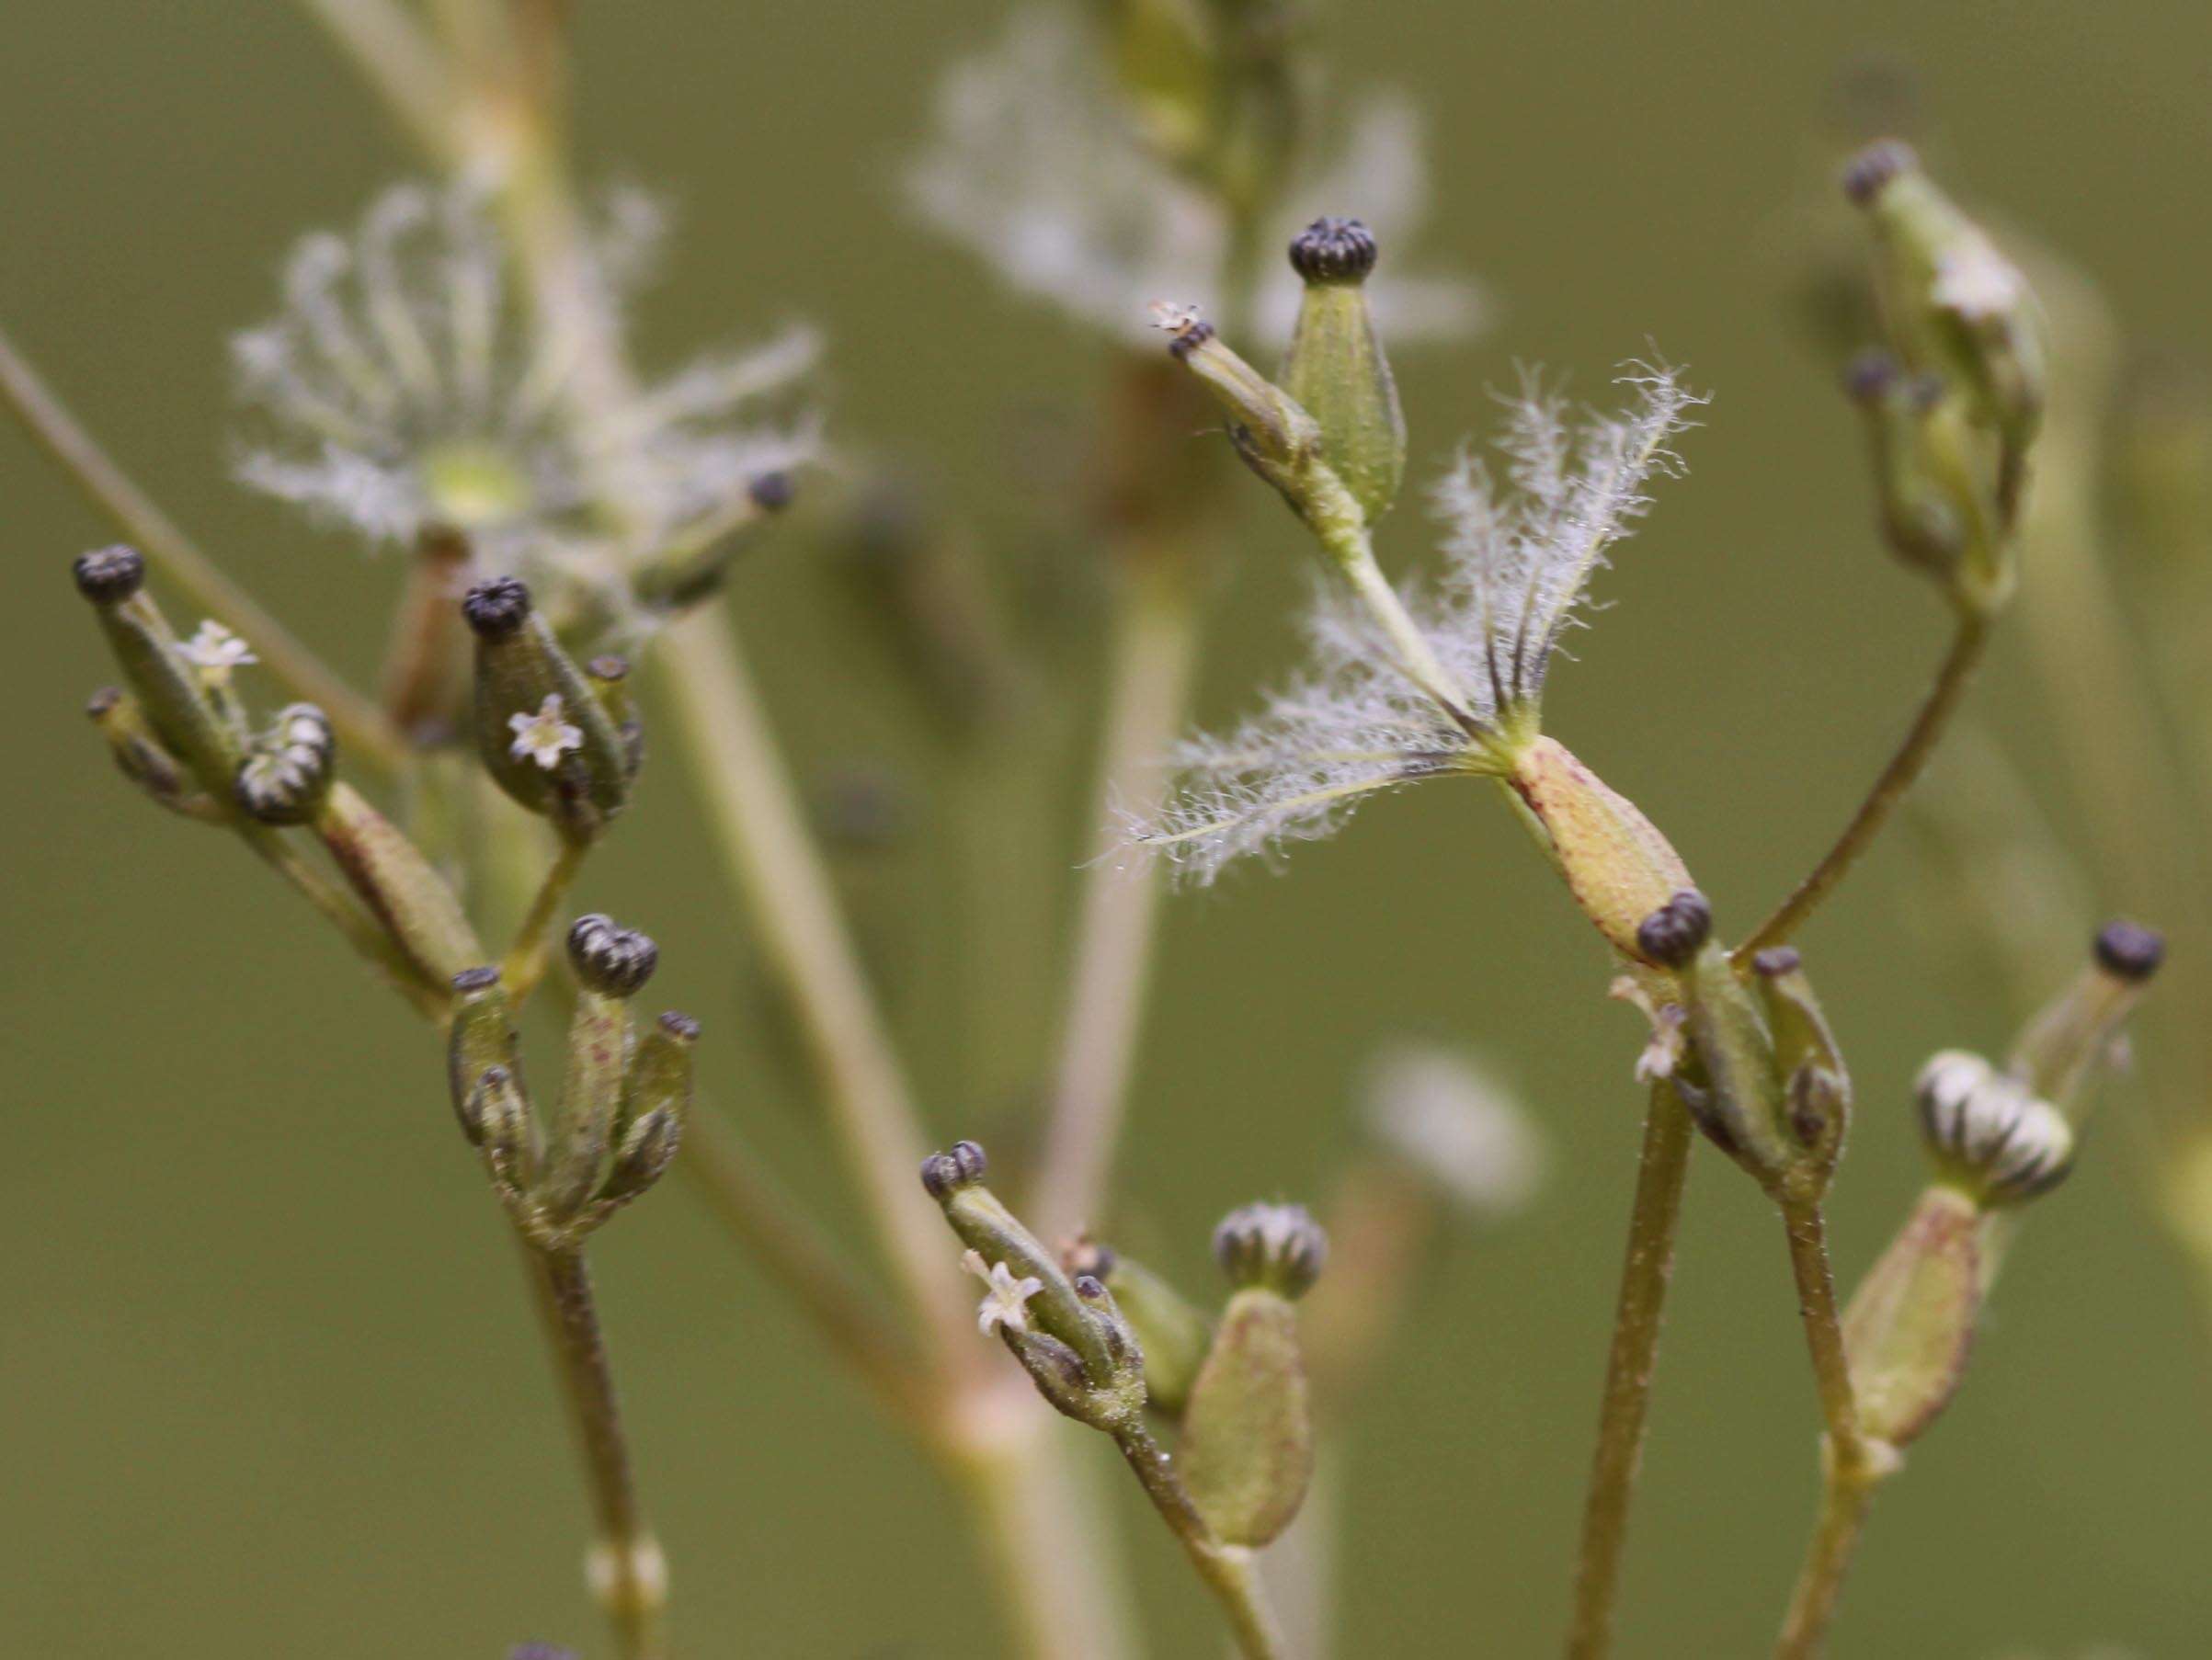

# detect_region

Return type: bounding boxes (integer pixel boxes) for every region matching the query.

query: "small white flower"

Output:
[907,6,1482,347]
[1129,366,1702,883]
[963,1248,1043,1336]
[507,694,585,770]
[175,620,257,681]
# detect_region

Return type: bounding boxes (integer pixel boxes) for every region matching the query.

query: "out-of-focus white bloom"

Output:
[1362,1042,1545,1219]
[232,179,818,623]
[507,693,585,770]
[1129,367,1701,882]
[963,1248,1043,1336]
[176,620,257,682]
[906,6,1481,347]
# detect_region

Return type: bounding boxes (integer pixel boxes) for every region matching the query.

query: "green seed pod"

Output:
[1845,355,1983,578]
[72,546,245,796]
[586,655,646,785]
[446,966,519,1145]
[463,577,633,843]
[1069,1241,1214,1419]
[86,687,220,821]
[1153,304,1325,512]
[314,781,486,988]
[1179,1285,1316,1548]
[464,1063,536,1208]
[1670,928,1800,1191]
[1841,1184,1982,1448]
[1510,737,1698,967]
[234,704,337,826]
[1280,218,1406,523]
[599,1011,699,1206]
[1750,947,1853,1198]
[542,916,655,1221]
[1846,141,2047,447]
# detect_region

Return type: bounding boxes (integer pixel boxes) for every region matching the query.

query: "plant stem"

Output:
[1114,1422,1285,1660]
[656,607,973,1363]
[501,837,588,1002]
[0,322,408,773]
[1566,1082,1695,1660]
[1773,1197,1890,1660]
[294,0,463,164]
[524,1243,667,1660]
[244,824,447,1018]
[1738,610,1991,958]
[1032,552,1203,1242]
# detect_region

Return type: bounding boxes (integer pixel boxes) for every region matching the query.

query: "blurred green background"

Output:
[5,2,2209,1655]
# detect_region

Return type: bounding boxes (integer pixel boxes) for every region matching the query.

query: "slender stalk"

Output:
[524,1244,668,1660]
[0,322,408,772]
[1566,1083,1695,1660]
[294,0,463,164]
[1032,553,1203,1241]
[656,608,973,1361]
[1738,611,1991,958]
[1113,1422,1285,1660]
[1773,1197,1890,1660]
[501,838,588,1002]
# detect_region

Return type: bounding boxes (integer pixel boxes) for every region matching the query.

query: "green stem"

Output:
[1739,611,1991,958]
[1114,1422,1284,1660]
[293,0,463,163]
[501,837,589,1002]
[244,824,446,1018]
[1772,1199,1890,1660]
[0,321,408,773]
[1566,1083,1695,1660]
[1032,553,1203,1242]
[524,1244,668,1660]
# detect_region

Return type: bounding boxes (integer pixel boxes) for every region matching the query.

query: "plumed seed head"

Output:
[747,470,797,512]
[565,913,659,996]
[1636,889,1714,969]
[1841,139,1918,206]
[919,1138,988,1200]
[73,544,146,605]
[2093,918,2165,983]
[462,575,533,639]
[1288,216,1379,284]
[451,965,503,995]
[1214,1201,1328,1300]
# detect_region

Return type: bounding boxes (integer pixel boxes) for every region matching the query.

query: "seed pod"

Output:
[1279,217,1407,523]
[447,966,519,1144]
[234,704,337,826]
[1078,1246,1214,1419]
[599,1010,699,1206]
[86,686,220,821]
[1213,1203,1328,1301]
[586,655,645,784]
[465,1063,536,1207]
[1179,1284,1316,1548]
[1671,938,1799,1190]
[1751,947,1853,1197]
[1152,303,1325,513]
[1847,356,1982,577]
[464,577,633,842]
[1511,737,1697,966]
[541,918,653,1220]
[72,546,244,795]
[2007,920,2165,1115]
[1846,141,2047,446]
[314,782,486,987]
[1841,1184,1983,1448]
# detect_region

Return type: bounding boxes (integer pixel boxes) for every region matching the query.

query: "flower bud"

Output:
[72,546,244,795]
[314,783,486,988]
[1750,946,1853,1196]
[1847,142,2047,446]
[1511,737,1697,966]
[1213,1203,1328,1301]
[1279,217,1406,522]
[234,704,336,826]
[565,914,660,998]
[1179,1283,1316,1548]
[86,687,220,821]
[2008,919,2164,1118]
[920,1139,989,1200]
[1914,1050,2073,1207]
[465,577,633,843]
[1848,358,1981,577]
[599,1011,699,1208]
[1841,1184,1982,1447]
[1151,302,1325,513]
